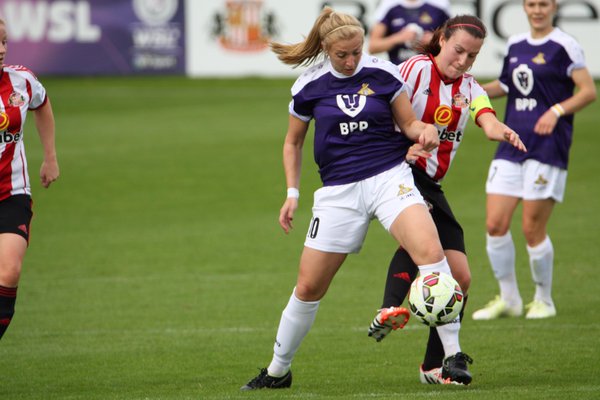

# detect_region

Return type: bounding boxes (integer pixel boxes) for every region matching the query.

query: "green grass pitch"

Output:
[1,76,599,399]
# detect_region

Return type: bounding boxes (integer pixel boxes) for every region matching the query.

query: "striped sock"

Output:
[0,285,17,340]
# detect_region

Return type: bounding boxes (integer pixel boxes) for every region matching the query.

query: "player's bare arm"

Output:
[477,112,527,152]
[481,80,505,99]
[534,68,597,136]
[33,99,59,188]
[279,115,309,234]
[391,92,439,151]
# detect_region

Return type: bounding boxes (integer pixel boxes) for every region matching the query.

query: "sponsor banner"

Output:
[0,0,185,75]
[187,0,600,78]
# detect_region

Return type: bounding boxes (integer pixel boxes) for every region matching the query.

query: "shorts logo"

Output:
[397,184,413,196]
[433,105,452,126]
[393,272,412,282]
[534,174,548,186]
[513,64,534,96]
[336,94,366,118]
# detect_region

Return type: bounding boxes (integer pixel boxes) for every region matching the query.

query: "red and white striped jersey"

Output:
[0,65,47,201]
[399,54,492,182]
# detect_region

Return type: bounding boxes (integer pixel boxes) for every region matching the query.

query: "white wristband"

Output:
[287,188,299,199]
[551,103,565,117]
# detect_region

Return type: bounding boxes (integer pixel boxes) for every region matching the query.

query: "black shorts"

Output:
[0,194,33,242]
[411,166,465,254]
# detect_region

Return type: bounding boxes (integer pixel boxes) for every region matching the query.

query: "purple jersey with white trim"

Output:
[494,28,586,169]
[372,0,450,64]
[290,54,408,186]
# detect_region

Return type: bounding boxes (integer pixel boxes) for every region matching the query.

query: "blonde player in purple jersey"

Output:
[241,6,466,391]
[0,19,59,341]
[472,0,596,321]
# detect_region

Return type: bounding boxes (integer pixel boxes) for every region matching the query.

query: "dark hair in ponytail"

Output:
[416,15,487,56]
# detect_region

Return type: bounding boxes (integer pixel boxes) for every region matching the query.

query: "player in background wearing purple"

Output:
[472,0,596,320]
[366,15,526,385]
[241,7,461,390]
[0,18,59,341]
[369,0,450,65]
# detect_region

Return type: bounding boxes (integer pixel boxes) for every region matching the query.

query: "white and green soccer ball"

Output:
[408,272,464,327]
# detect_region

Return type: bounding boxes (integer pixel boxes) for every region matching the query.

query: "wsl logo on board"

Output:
[133,0,178,26]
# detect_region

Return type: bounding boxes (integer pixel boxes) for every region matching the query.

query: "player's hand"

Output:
[279,198,298,234]
[405,143,432,164]
[393,28,419,45]
[40,159,59,188]
[418,124,439,152]
[502,127,527,152]
[534,109,559,135]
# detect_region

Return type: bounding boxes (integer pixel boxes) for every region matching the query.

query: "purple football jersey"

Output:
[372,0,450,64]
[290,54,409,186]
[494,28,586,169]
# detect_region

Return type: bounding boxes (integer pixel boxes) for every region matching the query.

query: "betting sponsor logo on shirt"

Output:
[438,128,463,142]
[0,132,22,144]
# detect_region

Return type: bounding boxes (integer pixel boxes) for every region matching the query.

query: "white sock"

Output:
[486,232,521,306]
[267,288,319,377]
[436,318,461,358]
[418,257,451,276]
[418,257,461,357]
[527,236,554,305]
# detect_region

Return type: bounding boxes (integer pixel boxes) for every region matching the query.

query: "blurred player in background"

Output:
[472,0,596,321]
[366,15,526,385]
[369,0,450,65]
[0,18,59,341]
[241,6,461,390]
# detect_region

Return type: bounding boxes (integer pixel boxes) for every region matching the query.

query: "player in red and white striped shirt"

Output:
[0,18,59,341]
[367,15,526,385]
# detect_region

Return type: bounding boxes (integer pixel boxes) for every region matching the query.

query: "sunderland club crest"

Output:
[211,0,277,52]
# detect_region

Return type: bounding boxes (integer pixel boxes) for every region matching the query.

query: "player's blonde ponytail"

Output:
[270,7,364,68]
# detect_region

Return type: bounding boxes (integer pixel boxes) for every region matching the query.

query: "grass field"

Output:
[1,76,599,399]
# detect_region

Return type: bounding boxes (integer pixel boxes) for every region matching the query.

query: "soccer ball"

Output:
[408,272,464,327]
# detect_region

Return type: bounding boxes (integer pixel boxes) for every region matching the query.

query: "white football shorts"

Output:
[304,163,426,254]
[486,159,567,202]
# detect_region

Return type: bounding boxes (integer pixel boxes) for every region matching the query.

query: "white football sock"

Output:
[486,232,521,306]
[418,257,451,276]
[267,288,319,377]
[527,236,554,305]
[437,318,461,357]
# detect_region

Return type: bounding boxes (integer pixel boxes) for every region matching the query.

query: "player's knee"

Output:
[486,218,509,236]
[454,270,471,294]
[414,245,445,266]
[294,283,326,302]
[0,261,22,287]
